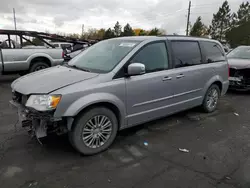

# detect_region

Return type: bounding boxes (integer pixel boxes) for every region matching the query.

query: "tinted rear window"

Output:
[201,41,225,63]
[171,41,202,68]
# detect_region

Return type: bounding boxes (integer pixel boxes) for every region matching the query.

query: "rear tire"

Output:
[202,84,220,113]
[69,107,118,155]
[29,62,49,73]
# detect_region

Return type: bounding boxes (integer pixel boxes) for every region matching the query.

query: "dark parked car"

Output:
[228,46,250,90]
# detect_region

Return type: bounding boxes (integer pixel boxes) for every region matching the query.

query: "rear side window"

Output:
[201,41,225,63]
[171,41,202,68]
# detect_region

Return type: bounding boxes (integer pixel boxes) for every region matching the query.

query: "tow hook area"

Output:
[33,119,47,138]
[10,100,66,140]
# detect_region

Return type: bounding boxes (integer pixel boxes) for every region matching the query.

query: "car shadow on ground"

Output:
[0,75,19,83]
[227,89,250,95]
[40,134,78,154]
[39,107,204,156]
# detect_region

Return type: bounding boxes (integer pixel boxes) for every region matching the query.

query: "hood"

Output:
[11,66,98,95]
[228,58,250,69]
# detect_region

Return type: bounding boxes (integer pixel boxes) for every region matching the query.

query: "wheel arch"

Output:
[27,53,53,68]
[212,81,222,93]
[61,93,126,130]
[203,75,223,98]
[29,56,51,68]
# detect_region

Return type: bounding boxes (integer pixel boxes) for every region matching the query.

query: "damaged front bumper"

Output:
[229,68,250,91]
[9,100,67,139]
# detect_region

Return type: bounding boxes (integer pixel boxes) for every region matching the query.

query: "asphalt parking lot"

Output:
[1,75,250,188]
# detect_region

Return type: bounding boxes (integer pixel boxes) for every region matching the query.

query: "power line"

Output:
[191,12,213,15]
[191,1,240,8]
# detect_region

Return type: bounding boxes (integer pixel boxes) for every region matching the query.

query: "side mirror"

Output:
[127,63,145,76]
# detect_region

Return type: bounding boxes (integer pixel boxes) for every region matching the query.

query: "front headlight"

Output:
[26,95,61,111]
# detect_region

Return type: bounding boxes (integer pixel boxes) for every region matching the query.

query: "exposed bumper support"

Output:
[9,100,63,139]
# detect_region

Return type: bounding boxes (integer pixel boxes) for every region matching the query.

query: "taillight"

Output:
[228,63,230,78]
[62,51,64,58]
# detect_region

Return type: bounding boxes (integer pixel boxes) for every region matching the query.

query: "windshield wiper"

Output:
[67,64,91,72]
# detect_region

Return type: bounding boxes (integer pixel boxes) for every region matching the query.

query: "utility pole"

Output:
[186,1,191,36]
[82,24,84,37]
[13,8,17,42]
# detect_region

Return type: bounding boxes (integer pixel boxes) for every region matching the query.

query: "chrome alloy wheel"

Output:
[206,88,219,111]
[82,115,112,149]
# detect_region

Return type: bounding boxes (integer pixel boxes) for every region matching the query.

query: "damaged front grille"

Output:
[229,68,250,88]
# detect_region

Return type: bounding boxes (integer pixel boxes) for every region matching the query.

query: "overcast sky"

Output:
[0,0,244,35]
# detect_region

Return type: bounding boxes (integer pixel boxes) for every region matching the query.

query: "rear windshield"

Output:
[68,39,140,73]
[227,46,250,59]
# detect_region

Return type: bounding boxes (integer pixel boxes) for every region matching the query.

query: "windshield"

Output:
[68,39,140,73]
[227,46,250,59]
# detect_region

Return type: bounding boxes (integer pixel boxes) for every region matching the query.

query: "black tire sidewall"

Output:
[29,62,49,73]
[70,107,118,155]
[202,84,220,113]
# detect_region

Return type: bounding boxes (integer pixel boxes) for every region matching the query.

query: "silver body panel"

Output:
[0,48,63,73]
[11,36,229,130]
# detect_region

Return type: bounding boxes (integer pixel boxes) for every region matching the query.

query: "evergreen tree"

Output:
[122,23,135,36]
[226,21,250,47]
[209,0,233,42]
[190,16,208,37]
[148,28,160,36]
[226,2,250,47]
[103,28,115,39]
[237,2,250,25]
[113,21,122,37]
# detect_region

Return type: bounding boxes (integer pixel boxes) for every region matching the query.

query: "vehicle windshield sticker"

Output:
[119,43,136,47]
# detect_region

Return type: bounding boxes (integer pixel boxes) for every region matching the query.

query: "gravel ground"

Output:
[0,75,250,188]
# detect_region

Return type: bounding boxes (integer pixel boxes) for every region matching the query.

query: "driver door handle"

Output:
[162,76,172,81]
[176,74,185,79]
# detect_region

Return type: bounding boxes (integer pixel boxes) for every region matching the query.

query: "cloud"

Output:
[0,0,243,35]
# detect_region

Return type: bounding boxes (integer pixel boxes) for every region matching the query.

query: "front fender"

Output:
[61,93,126,127]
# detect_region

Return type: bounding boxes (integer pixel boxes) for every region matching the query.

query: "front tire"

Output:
[202,84,220,113]
[69,107,118,155]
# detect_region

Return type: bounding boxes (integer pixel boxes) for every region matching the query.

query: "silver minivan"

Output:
[10,36,229,155]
